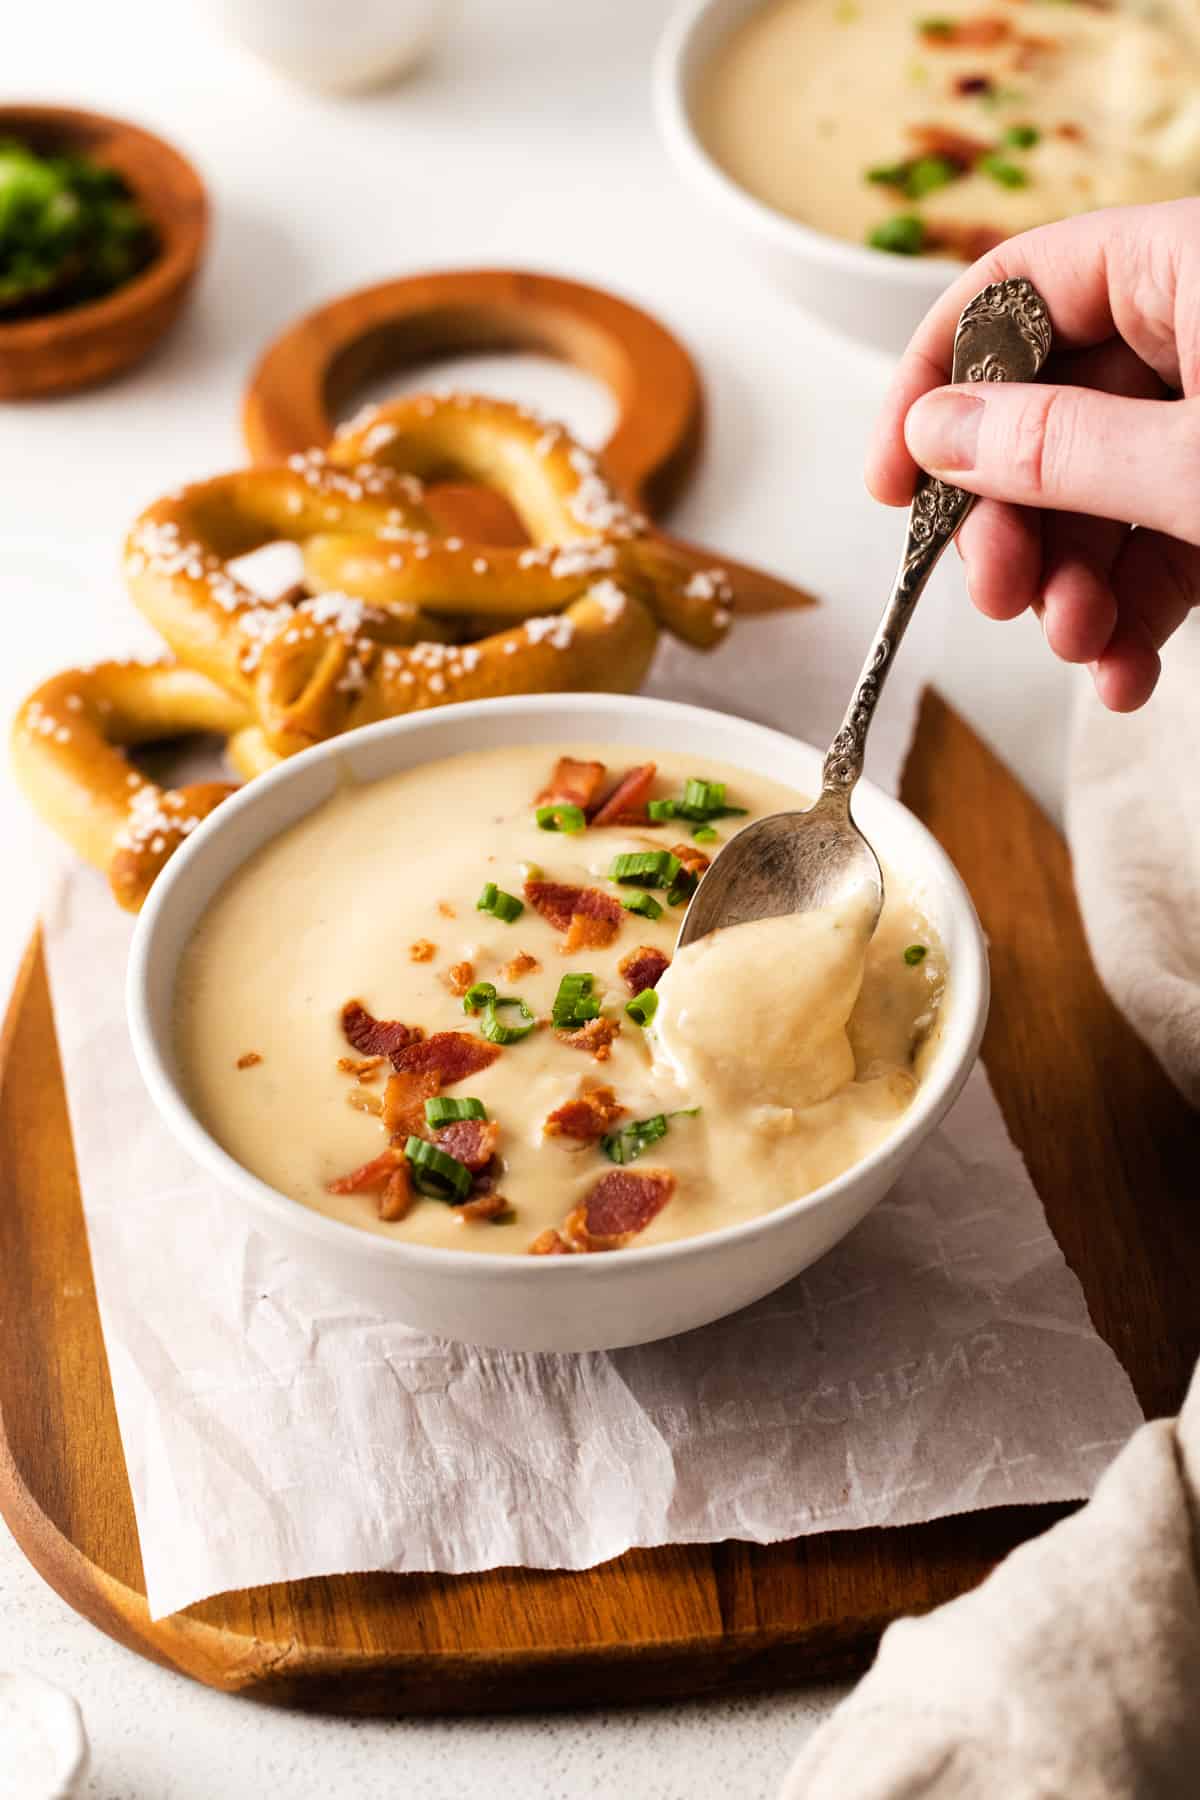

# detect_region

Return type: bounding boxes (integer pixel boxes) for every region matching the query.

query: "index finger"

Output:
[864,201,1189,506]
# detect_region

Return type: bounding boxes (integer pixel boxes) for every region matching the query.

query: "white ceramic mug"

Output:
[193,0,453,92]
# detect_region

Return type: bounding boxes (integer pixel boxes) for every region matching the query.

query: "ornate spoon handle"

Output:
[820,277,1052,799]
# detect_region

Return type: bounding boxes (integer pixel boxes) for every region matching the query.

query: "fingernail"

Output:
[905,391,983,472]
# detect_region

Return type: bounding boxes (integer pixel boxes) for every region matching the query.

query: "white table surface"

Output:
[0,2,1078,1793]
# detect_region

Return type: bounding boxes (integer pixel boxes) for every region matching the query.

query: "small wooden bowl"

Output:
[0,105,208,400]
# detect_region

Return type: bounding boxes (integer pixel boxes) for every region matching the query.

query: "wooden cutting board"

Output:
[2,687,1197,1713]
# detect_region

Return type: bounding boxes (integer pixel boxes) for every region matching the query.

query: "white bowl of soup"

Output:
[127,694,987,1351]
[655,0,1200,353]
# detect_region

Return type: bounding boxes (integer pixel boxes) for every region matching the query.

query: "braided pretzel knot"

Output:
[122,394,734,765]
[12,395,738,910]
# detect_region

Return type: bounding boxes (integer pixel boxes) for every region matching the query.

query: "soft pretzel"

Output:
[15,394,746,908]
[122,395,734,761]
[11,661,248,910]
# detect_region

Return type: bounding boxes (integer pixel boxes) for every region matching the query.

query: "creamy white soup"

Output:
[697,0,1200,259]
[174,746,946,1255]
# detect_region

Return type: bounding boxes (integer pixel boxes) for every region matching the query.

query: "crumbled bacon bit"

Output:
[378,1162,414,1222]
[502,950,540,981]
[557,1016,619,1062]
[410,939,437,963]
[528,1228,573,1256]
[1014,32,1060,69]
[565,1168,676,1250]
[445,960,475,997]
[392,1030,501,1085]
[327,1146,407,1195]
[458,1192,513,1223]
[670,842,711,877]
[341,999,423,1059]
[1056,121,1084,142]
[526,880,622,940]
[438,900,457,919]
[564,910,620,952]
[436,1117,500,1171]
[337,1054,384,1080]
[235,1051,262,1070]
[954,73,992,96]
[537,756,608,809]
[544,1084,625,1140]
[382,1068,441,1138]
[618,945,670,994]
[906,124,992,170]
[347,1088,383,1115]
[920,16,1009,47]
[590,762,657,827]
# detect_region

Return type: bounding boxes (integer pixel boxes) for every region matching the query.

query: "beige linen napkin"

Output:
[1067,613,1200,1107]
[782,1367,1200,1799]
[782,623,1200,1798]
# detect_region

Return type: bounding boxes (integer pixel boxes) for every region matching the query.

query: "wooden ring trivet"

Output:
[243,268,808,615]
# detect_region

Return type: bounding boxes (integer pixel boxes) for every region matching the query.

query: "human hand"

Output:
[867,199,1200,711]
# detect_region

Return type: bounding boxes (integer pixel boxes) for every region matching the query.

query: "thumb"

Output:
[904,384,1200,543]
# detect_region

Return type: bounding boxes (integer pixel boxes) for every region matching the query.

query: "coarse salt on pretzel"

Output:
[10,660,248,911]
[121,395,733,761]
[14,392,750,907]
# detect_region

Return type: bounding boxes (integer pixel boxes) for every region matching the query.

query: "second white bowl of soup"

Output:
[128,695,987,1351]
[656,0,1200,352]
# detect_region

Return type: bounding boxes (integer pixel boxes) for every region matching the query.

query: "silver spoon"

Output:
[677,276,1052,952]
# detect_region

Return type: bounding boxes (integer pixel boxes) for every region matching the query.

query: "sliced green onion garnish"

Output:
[692,825,718,844]
[462,980,497,1014]
[684,777,725,813]
[904,943,928,966]
[601,1113,669,1165]
[551,972,601,1028]
[625,989,658,1027]
[667,868,698,907]
[404,1135,474,1202]
[424,1096,487,1126]
[536,802,586,834]
[600,1106,699,1163]
[608,850,681,887]
[868,214,926,257]
[621,890,663,921]
[479,994,537,1044]
[1004,123,1039,149]
[647,798,678,822]
[477,882,523,922]
[979,153,1027,188]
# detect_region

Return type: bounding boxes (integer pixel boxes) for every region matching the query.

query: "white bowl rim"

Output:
[652,0,964,289]
[127,692,988,1283]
